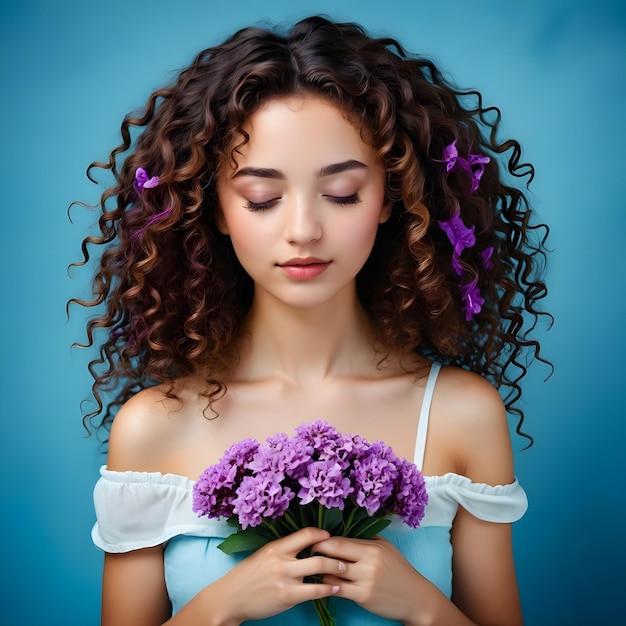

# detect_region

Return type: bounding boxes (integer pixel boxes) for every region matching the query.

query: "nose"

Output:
[283,195,322,244]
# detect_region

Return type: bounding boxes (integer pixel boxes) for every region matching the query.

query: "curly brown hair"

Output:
[71,16,550,442]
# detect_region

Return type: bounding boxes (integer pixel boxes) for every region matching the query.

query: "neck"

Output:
[236,285,378,385]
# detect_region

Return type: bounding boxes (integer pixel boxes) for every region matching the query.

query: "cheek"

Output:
[351,191,387,243]
[223,212,278,271]
[227,220,259,258]
[335,209,382,258]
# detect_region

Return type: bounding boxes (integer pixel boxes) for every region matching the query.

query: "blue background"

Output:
[1,1,624,624]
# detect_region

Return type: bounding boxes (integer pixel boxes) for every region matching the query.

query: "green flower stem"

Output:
[297,504,306,527]
[261,521,282,540]
[318,503,324,529]
[312,598,335,626]
[352,514,386,537]
[344,511,368,536]
[342,506,358,535]
[280,510,301,534]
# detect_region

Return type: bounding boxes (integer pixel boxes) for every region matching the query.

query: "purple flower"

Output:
[392,458,428,528]
[435,143,492,320]
[438,211,476,261]
[480,246,494,269]
[460,276,485,321]
[192,438,260,520]
[450,254,464,277]
[249,433,313,479]
[441,139,460,172]
[221,438,260,467]
[468,152,491,168]
[295,420,343,461]
[467,152,491,193]
[193,461,239,519]
[351,454,399,516]
[335,433,371,469]
[363,440,398,463]
[133,167,160,192]
[298,460,353,509]
[438,141,490,193]
[194,421,430,563]
[233,473,295,529]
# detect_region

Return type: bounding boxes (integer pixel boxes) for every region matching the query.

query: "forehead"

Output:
[226,96,376,171]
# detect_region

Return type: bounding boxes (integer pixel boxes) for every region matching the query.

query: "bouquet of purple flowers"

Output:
[192,420,428,625]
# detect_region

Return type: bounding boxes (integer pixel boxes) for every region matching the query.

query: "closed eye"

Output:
[326,193,360,206]
[244,198,280,211]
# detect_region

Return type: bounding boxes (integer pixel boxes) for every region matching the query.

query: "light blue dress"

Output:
[92,363,527,624]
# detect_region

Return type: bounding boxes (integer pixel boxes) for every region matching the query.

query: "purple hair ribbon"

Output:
[132,205,174,245]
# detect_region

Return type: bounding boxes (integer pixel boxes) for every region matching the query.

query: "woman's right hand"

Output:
[198,527,344,625]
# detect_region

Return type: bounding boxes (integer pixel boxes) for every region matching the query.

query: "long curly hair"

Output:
[71,16,551,441]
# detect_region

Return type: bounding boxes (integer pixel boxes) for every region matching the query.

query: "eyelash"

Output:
[244,194,360,212]
[327,193,360,206]
[245,199,278,212]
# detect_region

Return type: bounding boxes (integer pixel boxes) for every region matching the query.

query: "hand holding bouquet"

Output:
[192,420,428,624]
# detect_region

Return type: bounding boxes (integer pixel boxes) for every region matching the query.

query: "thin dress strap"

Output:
[413,362,442,468]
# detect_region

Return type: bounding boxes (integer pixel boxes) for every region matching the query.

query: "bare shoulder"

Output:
[107,384,186,473]
[432,366,515,485]
[433,366,506,426]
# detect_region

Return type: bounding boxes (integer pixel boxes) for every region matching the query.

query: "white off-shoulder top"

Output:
[92,363,527,625]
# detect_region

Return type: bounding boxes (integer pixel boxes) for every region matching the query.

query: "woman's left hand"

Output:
[311,534,431,624]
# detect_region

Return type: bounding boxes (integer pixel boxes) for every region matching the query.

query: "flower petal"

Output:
[480,246,494,269]
[134,167,160,192]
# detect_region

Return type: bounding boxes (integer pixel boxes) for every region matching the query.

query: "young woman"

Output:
[77,16,549,626]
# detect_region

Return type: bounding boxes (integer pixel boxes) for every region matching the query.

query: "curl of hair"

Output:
[70,16,551,443]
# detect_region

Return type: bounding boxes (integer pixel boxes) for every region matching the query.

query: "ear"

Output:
[379,199,393,224]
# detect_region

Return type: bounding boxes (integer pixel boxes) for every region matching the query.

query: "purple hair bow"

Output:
[133,167,160,193]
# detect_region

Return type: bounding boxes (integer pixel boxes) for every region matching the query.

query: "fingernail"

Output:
[332,585,340,594]
[338,561,346,573]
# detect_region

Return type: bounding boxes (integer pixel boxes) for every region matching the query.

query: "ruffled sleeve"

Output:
[92,465,231,553]
[421,474,527,527]
[92,466,527,552]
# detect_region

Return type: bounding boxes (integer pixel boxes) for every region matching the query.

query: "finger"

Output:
[312,535,373,562]
[318,575,360,602]
[289,581,341,604]
[273,527,331,554]
[292,554,348,579]
[320,574,348,587]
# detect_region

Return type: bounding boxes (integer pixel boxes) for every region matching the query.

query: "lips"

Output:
[277,257,331,279]
[278,257,329,267]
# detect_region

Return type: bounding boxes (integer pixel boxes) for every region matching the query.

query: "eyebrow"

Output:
[318,159,368,177]
[232,159,368,180]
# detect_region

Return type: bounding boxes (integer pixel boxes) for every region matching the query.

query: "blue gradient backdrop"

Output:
[1,1,624,624]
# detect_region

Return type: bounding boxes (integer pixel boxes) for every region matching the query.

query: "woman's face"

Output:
[216,96,389,310]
